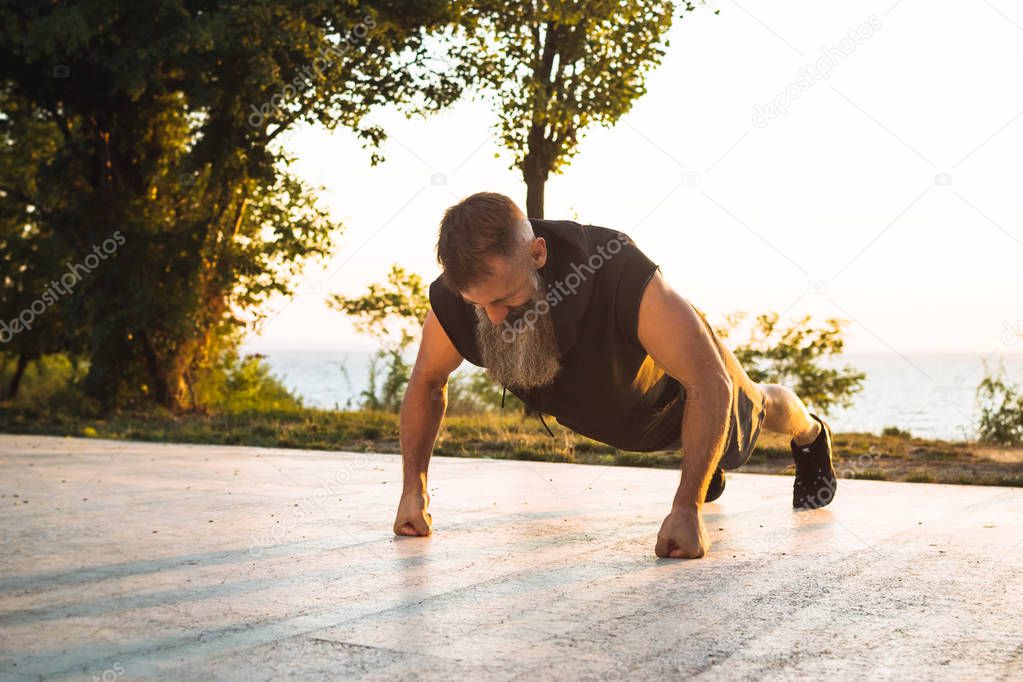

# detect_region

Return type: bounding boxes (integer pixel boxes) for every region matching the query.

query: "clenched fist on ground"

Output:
[393,490,433,536]
[655,507,708,559]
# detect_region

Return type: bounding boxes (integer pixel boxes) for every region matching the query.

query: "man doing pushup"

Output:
[393,192,837,559]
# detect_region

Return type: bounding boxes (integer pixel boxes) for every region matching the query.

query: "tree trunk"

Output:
[0,354,8,400]
[163,356,190,412]
[523,124,550,219]
[5,353,30,401]
[525,171,545,219]
[138,330,191,411]
[138,330,170,406]
[83,325,132,413]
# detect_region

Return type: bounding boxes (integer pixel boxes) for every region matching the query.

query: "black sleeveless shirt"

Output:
[428,218,686,452]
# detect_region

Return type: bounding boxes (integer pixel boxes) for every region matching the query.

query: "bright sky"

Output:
[243,0,1023,356]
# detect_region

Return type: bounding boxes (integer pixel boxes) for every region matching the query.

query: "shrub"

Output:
[715,311,865,412]
[192,351,302,413]
[975,362,1023,446]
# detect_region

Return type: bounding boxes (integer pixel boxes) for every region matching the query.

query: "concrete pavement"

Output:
[1,433,1021,680]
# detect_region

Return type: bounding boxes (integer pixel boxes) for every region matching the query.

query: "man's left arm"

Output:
[636,271,733,559]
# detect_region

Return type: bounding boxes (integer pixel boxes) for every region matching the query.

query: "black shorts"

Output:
[719,376,768,469]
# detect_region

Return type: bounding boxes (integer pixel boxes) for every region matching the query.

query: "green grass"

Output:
[0,402,1020,488]
[850,469,888,481]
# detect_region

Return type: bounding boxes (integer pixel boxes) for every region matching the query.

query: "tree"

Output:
[714,311,866,412]
[330,264,431,351]
[0,89,81,400]
[0,0,466,412]
[460,0,686,217]
[329,265,429,411]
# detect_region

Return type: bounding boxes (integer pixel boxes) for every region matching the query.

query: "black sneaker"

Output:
[791,414,837,509]
[705,467,726,503]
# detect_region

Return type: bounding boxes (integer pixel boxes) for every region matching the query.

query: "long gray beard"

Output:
[474,287,561,392]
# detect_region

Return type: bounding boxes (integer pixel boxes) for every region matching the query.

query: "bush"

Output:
[0,353,88,405]
[359,348,411,412]
[975,362,1023,446]
[445,368,524,414]
[192,351,303,413]
[0,349,301,416]
[715,311,865,412]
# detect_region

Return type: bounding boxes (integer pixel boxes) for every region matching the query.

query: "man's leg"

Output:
[714,338,837,509]
[695,313,836,508]
[759,383,822,447]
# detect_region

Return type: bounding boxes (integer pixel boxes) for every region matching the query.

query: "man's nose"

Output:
[485,305,508,326]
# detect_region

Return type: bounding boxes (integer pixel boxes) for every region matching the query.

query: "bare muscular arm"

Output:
[393,309,463,536]
[637,272,733,558]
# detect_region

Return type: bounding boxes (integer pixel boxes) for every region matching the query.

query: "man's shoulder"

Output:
[529,218,641,254]
[427,275,471,328]
[427,275,484,366]
[427,273,453,300]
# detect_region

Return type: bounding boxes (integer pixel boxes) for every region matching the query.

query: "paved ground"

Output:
[1,433,1021,681]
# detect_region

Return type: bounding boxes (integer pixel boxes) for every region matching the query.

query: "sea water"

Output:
[250,349,1023,442]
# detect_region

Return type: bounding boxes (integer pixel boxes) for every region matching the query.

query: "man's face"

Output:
[465,249,561,391]
[460,238,547,326]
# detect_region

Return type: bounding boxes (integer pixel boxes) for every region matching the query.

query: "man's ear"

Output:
[530,237,547,269]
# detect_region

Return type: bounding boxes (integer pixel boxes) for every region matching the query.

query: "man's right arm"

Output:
[393,308,464,536]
